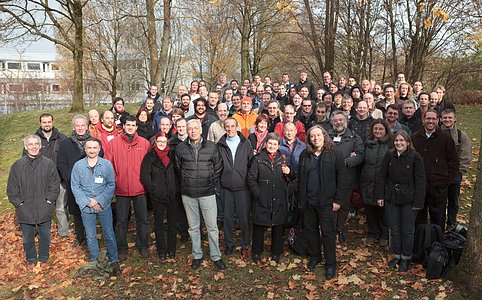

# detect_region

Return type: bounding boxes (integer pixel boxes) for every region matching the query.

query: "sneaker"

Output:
[388,258,399,269]
[398,259,409,272]
[224,245,234,256]
[214,259,226,270]
[191,258,202,269]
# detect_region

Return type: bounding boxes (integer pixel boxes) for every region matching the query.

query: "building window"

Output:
[51,64,60,71]
[27,63,41,70]
[7,62,20,70]
[52,84,61,92]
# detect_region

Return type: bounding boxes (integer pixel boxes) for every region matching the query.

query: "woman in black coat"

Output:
[375,131,425,272]
[360,119,392,246]
[136,108,156,142]
[140,132,179,260]
[247,133,290,263]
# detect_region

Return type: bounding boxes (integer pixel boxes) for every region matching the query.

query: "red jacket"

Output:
[105,133,150,196]
[274,120,306,142]
[96,122,122,151]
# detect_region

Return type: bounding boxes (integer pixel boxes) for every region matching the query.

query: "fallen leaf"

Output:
[213,272,225,281]
[288,281,297,289]
[11,285,23,292]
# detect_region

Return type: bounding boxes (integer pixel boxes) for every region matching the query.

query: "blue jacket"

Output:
[71,157,115,213]
[279,137,306,181]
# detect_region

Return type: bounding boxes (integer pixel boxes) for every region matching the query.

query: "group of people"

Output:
[7,70,472,280]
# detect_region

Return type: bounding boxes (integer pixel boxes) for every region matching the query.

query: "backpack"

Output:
[442,230,466,267]
[426,241,449,279]
[287,227,309,257]
[413,224,444,265]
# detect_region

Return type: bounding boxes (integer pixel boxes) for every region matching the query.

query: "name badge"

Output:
[95,177,104,184]
[107,135,115,141]
[115,119,121,125]
[333,136,341,142]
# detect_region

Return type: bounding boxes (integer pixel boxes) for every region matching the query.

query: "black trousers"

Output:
[304,203,337,267]
[416,184,448,230]
[116,195,148,252]
[252,224,283,256]
[152,200,178,255]
[72,214,86,243]
[365,205,389,240]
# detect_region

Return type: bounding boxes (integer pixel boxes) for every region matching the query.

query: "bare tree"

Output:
[0,0,88,112]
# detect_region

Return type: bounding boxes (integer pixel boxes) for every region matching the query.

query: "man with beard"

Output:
[187,98,218,140]
[57,115,93,248]
[105,115,151,260]
[385,104,411,134]
[307,102,332,132]
[25,114,67,237]
[96,111,122,150]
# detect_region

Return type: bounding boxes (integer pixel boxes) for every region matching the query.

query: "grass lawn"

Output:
[0,104,480,299]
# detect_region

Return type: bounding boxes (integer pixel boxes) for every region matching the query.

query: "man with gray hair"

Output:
[175,119,225,270]
[8,135,60,265]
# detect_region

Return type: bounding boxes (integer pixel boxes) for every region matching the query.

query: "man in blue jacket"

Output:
[71,137,120,275]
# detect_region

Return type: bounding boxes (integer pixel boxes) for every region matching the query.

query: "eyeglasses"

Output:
[303,104,312,107]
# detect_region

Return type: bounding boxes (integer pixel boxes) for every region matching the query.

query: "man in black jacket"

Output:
[8,135,60,265]
[217,118,254,258]
[175,119,226,270]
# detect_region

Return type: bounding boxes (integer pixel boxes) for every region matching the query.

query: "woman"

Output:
[360,120,392,247]
[247,133,290,263]
[248,114,269,155]
[375,131,425,272]
[189,80,200,99]
[395,83,413,104]
[170,108,184,136]
[136,108,156,141]
[140,132,179,260]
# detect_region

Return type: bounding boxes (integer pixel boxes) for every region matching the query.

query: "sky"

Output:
[0,38,56,55]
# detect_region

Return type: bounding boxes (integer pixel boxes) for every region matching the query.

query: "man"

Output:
[281,72,294,91]
[361,79,371,95]
[199,85,209,100]
[415,92,431,120]
[252,85,264,109]
[111,97,129,127]
[230,79,239,95]
[223,88,234,105]
[295,71,315,100]
[363,93,383,120]
[178,93,194,118]
[274,105,306,142]
[440,109,472,230]
[399,100,423,133]
[57,115,92,248]
[211,73,229,92]
[26,114,68,237]
[266,100,283,132]
[187,98,218,139]
[322,71,332,91]
[299,98,315,129]
[229,94,242,117]
[276,84,288,110]
[348,100,374,141]
[341,96,356,119]
[207,103,229,143]
[159,117,172,137]
[329,111,364,243]
[255,91,272,115]
[88,109,101,140]
[207,91,220,116]
[376,84,397,114]
[70,137,121,275]
[429,92,439,109]
[433,86,455,116]
[299,86,311,101]
[298,126,346,279]
[96,111,121,150]
[395,73,406,89]
[217,118,253,258]
[412,109,459,229]
[153,96,174,132]
[279,122,306,181]
[413,81,423,102]
[308,102,332,132]
[372,84,383,101]
[105,115,151,260]
[385,104,411,134]
[144,98,158,120]
[264,76,272,87]
[348,77,357,89]
[175,119,225,270]
[8,135,60,266]
[141,85,161,108]
[233,97,258,137]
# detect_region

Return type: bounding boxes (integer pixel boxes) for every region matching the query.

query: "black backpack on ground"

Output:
[413,224,444,265]
[287,227,309,257]
[426,241,449,279]
[442,228,466,268]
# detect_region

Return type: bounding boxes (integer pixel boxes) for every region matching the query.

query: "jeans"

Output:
[386,201,417,259]
[304,203,337,267]
[416,184,448,230]
[81,208,118,262]
[152,200,178,255]
[20,221,52,264]
[365,205,389,240]
[222,189,250,249]
[447,172,462,227]
[252,224,283,256]
[116,195,148,252]
[56,182,69,236]
[182,194,221,261]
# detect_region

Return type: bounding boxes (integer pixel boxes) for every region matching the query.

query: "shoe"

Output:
[139,248,150,259]
[366,237,376,245]
[271,254,280,263]
[252,254,261,263]
[158,254,166,261]
[388,258,399,269]
[167,252,176,259]
[224,245,234,255]
[118,251,128,262]
[337,230,347,244]
[214,259,226,270]
[241,247,249,259]
[307,259,321,271]
[348,208,358,218]
[398,259,409,272]
[110,261,122,276]
[191,258,202,269]
[325,266,336,280]
[379,239,389,247]
[180,234,189,243]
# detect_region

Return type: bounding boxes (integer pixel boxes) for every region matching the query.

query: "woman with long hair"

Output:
[248,114,270,155]
[136,108,156,141]
[375,131,425,272]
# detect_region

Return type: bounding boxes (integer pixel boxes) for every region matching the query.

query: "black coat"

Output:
[297,148,347,208]
[136,120,156,142]
[349,116,374,141]
[375,150,426,207]
[360,136,392,206]
[217,133,254,191]
[140,149,179,203]
[247,149,289,227]
[7,155,60,224]
[175,138,223,197]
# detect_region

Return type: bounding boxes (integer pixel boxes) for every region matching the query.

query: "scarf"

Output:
[179,104,190,112]
[254,129,268,152]
[267,151,276,162]
[154,145,170,168]
[71,131,90,155]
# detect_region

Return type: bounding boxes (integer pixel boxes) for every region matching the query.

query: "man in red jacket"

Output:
[105,115,150,260]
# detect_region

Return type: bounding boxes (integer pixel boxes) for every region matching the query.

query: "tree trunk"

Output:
[157,0,172,94]
[304,0,324,75]
[451,132,482,294]
[240,3,251,80]
[70,0,84,113]
[384,0,397,82]
[146,0,159,86]
[324,0,338,73]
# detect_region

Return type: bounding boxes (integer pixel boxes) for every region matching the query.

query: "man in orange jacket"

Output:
[233,97,258,138]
